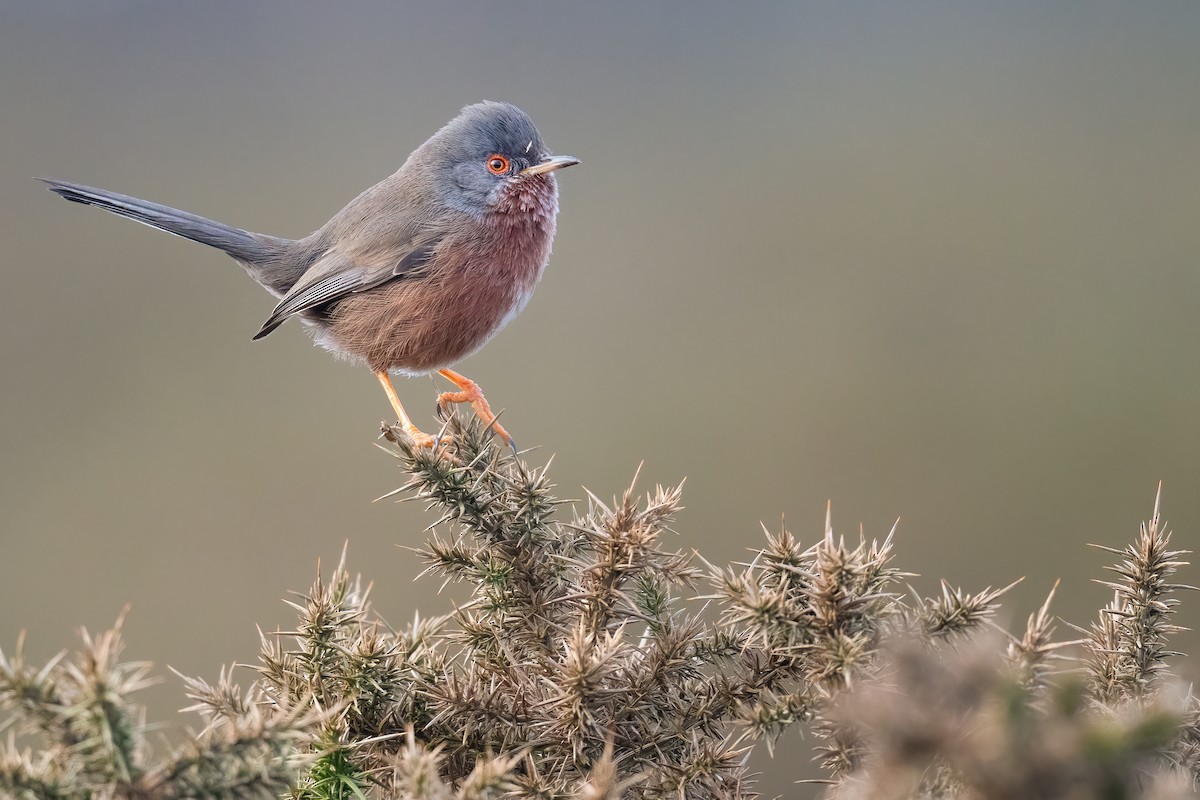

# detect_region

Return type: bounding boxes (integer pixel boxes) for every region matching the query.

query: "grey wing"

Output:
[251,241,438,340]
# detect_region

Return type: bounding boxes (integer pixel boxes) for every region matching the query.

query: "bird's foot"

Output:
[436,372,513,448]
[403,425,443,451]
[376,369,456,460]
[380,420,456,461]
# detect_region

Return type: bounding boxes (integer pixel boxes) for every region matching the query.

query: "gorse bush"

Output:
[1,412,1197,799]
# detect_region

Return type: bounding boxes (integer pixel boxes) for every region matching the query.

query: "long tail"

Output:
[39,178,287,264]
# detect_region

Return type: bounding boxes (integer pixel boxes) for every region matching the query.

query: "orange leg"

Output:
[436,368,513,446]
[375,371,440,450]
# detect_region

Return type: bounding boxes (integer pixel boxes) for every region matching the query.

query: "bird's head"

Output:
[427,101,579,221]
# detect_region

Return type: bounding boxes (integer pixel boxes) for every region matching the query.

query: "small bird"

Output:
[40,101,578,449]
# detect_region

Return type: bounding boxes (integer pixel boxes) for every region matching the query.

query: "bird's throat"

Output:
[489,175,560,225]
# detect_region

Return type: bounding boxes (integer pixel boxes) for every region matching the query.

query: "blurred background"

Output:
[2,1,1199,794]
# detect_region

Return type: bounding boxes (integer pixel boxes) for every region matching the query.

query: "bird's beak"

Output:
[520,155,581,176]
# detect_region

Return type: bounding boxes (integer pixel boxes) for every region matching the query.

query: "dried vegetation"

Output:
[2,414,1197,799]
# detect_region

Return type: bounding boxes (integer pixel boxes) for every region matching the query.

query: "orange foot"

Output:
[437,368,514,448]
[375,370,447,453]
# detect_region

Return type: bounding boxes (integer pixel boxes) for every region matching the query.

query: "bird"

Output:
[39,101,578,450]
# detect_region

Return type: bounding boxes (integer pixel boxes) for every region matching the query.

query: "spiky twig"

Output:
[1085,485,1194,704]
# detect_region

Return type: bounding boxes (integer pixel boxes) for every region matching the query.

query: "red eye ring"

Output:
[486,154,510,175]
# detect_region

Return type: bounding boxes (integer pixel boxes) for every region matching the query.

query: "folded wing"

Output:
[252,240,439,340]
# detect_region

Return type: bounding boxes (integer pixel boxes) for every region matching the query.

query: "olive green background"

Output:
[2,2,1199,794]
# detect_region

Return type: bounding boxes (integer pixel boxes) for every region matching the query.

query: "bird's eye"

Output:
[486,155,510,175]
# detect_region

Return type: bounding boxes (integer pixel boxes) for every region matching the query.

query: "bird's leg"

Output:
[436,368,513,446]
[375,371,440,450]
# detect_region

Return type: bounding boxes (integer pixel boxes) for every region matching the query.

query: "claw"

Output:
[436,369,514,447]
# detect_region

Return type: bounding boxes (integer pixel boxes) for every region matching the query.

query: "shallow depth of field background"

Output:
[2,2,1199,794]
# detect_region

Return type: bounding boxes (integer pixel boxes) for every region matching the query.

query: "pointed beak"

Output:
[520,155,581,176]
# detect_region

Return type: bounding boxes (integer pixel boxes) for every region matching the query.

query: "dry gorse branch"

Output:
[1084,484,1194,705]
[0,614,316,800]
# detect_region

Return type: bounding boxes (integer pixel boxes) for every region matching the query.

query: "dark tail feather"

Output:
[38,178,284,264]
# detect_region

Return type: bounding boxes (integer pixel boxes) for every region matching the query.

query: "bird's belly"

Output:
[321,262,540,375]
